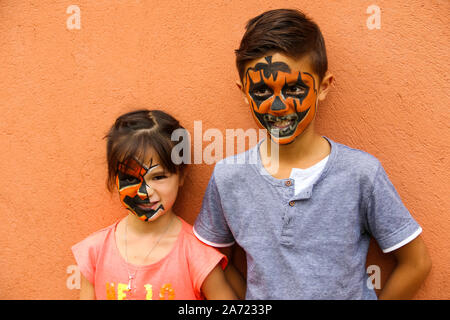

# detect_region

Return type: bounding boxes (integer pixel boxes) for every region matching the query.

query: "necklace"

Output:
[124,215,174,291]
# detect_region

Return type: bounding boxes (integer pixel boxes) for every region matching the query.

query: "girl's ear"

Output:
[178,167,188,187]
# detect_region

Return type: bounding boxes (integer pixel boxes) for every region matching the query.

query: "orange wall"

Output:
[0,1,448,299]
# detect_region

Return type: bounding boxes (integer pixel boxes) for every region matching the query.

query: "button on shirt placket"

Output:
[281,179,296,246]
[284,180,295,208]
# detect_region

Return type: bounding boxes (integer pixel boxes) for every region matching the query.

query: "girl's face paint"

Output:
[243,54,318,144]
[115,157,181,222]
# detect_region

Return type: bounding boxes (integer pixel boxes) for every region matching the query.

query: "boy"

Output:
[193,9,431,299]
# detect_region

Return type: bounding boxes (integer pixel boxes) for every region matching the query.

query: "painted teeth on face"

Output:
[264,114,298,122]
[263,113,299,136]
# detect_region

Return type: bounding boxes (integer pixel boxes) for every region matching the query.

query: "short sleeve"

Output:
[193,173,235,247]
[365,163,422,253]
[187,236,228,296]
[71,238,97,284]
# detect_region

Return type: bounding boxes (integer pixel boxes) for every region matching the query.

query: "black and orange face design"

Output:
[244,56,318,144]
[116,158,164,222]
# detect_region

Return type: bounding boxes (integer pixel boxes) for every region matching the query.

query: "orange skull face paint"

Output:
[116,158,165,222]
[244,56,318,144]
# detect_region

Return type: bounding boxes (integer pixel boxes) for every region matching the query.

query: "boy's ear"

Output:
[236,80,249,104]
[235,80,243,91]
[317,72,335,101]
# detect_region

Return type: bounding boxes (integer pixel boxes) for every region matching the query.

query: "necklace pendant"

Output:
[127,275,134,290]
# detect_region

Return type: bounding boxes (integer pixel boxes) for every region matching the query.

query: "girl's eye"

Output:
[152,175,167,181]
[285,85,306,96]
[118,172,140,184]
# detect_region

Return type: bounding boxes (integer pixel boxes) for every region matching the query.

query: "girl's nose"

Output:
[137,182,150,199]
[145,183,155,197]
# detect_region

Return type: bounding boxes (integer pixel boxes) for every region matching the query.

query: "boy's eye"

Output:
[285,85,307,96]
[251,87,273,98]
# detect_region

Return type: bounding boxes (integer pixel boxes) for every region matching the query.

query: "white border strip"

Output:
[382,227,422,253]
[193,227,235,248]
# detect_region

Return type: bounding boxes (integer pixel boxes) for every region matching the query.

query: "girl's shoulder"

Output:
[71,220,121,285]
[177,217,202,246]
[177,217,227,265]
[72,220,120,253]
[176,217,227,292]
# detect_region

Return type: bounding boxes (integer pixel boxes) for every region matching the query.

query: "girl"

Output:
[72,109,237,300]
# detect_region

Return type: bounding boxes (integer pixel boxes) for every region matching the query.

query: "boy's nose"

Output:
[270,96,287,111]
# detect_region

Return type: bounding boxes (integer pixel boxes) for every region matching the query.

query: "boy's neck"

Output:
[260,123,330,178]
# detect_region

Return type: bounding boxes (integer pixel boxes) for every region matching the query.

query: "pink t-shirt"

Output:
[72,217,227,300]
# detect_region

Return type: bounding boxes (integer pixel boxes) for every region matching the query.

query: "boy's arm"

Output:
[219,245,247,300]
[378,235,431,300]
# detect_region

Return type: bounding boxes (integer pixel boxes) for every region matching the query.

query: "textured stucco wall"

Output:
[0,0,448,299]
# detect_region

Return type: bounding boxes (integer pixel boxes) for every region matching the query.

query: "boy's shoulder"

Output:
[208,138,384,193]
[330,139,381,175]
[212,138,382,176]
[212,144,258,180]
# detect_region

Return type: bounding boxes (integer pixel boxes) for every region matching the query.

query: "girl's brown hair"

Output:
[104,109,187,192]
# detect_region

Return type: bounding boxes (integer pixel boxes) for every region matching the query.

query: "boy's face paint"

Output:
[243,55,318,144]
[116,158,165,222]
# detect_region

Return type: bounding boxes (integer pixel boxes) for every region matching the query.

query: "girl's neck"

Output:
[126,210,176,235]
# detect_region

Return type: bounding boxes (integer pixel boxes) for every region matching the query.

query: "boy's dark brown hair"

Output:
[104,109,186,192]
[235,8,328,82]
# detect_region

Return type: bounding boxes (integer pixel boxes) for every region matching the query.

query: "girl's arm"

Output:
[201,264,238,300]
[378,235,432,300]
[79,273,96,300]
[219,245,246,299]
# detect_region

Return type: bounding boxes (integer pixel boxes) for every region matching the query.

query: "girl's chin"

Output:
[145,209,166,222]
[126,209,166,222]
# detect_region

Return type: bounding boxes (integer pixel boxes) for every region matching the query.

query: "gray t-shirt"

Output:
[193,137,422,299]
